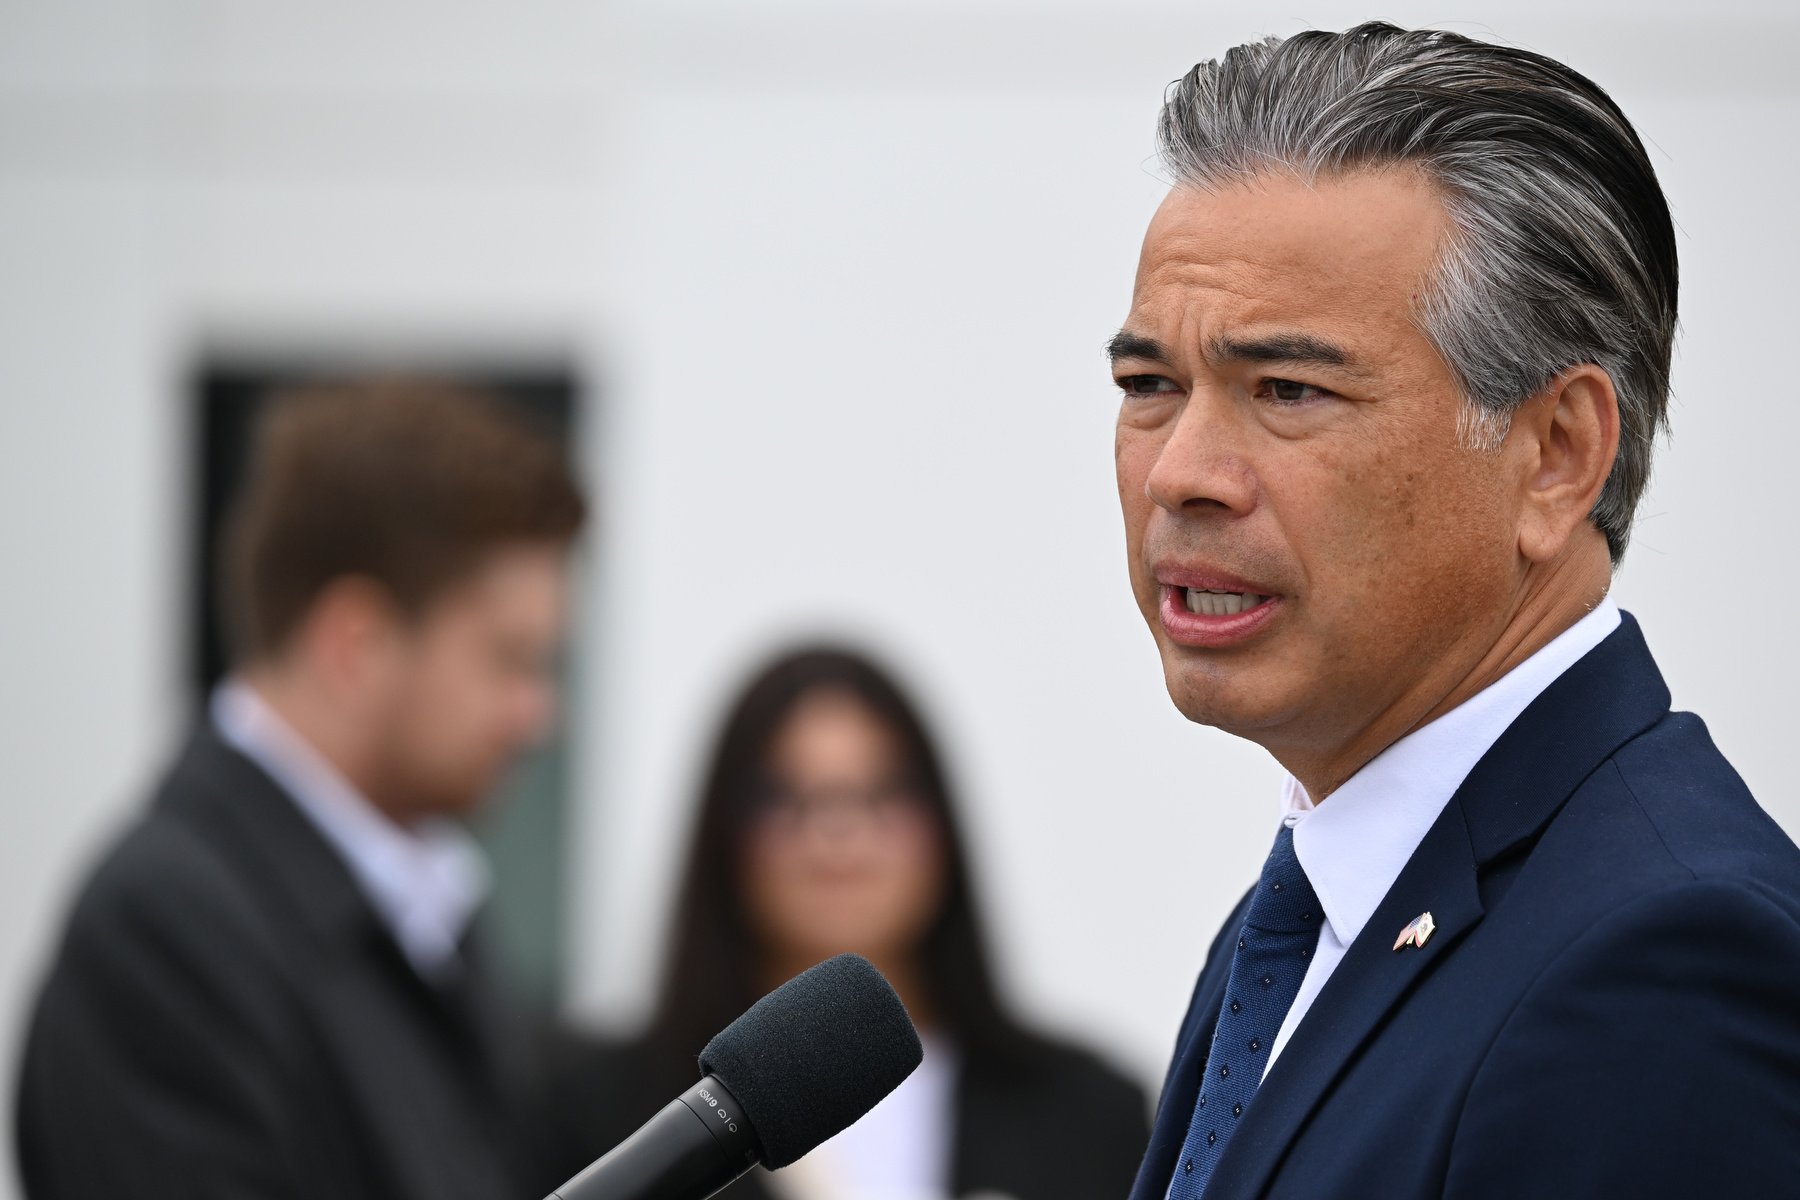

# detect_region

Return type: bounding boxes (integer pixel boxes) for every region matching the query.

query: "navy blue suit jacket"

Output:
[1131,614,1800,1200]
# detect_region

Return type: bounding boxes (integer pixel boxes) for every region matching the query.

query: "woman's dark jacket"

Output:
[541,1030,1150,1200]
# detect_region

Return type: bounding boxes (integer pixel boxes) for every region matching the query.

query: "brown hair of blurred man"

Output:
[223,380,585,821]
[16,378,586,1200]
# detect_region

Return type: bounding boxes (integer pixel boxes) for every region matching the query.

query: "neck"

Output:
[237,662,403,823]
[1286,528,1612,802]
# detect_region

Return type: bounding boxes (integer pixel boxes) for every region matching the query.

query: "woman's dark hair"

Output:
[643,645,1036,1074]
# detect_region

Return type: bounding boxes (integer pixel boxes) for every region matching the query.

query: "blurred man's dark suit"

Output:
[1131,616,1800,1200]
[15,725,548,1200]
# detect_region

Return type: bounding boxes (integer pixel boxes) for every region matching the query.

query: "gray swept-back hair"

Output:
[1159,22,1676,562]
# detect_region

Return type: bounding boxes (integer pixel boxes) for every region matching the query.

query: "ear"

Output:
[298,576,406,692]
[1511,365,1620,564]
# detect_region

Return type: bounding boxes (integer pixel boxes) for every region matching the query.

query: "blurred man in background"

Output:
[16,381,585,1200]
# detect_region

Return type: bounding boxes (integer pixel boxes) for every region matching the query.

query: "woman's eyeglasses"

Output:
[751,780,929,835]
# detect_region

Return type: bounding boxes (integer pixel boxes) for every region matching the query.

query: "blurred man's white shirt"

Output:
[211,677,489,980]
[763,1034,958,1200]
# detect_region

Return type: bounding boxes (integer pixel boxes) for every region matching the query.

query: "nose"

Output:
[1144,387,1258,517]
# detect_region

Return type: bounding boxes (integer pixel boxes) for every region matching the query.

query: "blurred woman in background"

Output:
[548,647,1149,1200]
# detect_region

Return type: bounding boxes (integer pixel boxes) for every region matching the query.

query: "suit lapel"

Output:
[309,950,517,1200]
[1131,891,1250,1200]
[1203,800,1484,1199]
[1453,613,1670,867]
[1197,614,1672,1200]
[167,727,520,1200]
[163,723,382,950]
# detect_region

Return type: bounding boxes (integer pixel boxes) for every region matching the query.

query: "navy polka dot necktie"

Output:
[1168,824,1323,1198]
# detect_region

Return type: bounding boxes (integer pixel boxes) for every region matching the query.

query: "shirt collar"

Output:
[210,678,489,980]
[1284,597,1622,950]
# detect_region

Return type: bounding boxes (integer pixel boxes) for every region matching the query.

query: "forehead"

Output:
[773,690,900,770]
[1130,170,1449,351]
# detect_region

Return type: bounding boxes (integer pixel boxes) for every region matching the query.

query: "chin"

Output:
[1159,651,1296,735]
[412,778,492,819]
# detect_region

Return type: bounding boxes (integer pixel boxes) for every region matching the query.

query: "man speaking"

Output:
[1110,23,1800,1199]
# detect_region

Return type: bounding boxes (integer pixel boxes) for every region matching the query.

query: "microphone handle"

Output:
[549,1076,763,1200]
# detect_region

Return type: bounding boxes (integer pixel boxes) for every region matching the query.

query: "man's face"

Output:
[1113,171,1526,762]
[372,545,570,818]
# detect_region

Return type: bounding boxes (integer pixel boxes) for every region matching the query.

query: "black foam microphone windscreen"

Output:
[698,953,923,1169]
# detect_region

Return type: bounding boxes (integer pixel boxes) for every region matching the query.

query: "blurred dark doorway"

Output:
[191,359,582,1012]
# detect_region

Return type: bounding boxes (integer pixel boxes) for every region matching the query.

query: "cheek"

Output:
[1114,425,1157,518]
[739,835,782,912]
[392,656,507,779]
[742,830,826,913]
[866,820,949,940]
[742,829,796,890]
[1284,429,1510,618]
[1115,429,1164,595]
[408,666,482,743]
[886,819,947,898]
[432,649,524,737]
[390,696,476,790]
[740,834,833,950]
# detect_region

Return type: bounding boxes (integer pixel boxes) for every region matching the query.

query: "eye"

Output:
[1262,378,1331,405]
[1116,374,1182,397]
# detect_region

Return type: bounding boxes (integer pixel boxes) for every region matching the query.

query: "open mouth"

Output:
[1157,578,1282,648]
[1181,588,1273,618]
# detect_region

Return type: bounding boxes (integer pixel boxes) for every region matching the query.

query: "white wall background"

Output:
[1,2,1795,1194]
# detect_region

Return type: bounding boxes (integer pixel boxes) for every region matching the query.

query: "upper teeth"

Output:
[1185,589,1267,617]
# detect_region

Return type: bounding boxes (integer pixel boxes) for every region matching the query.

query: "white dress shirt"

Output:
[762,1034,958,1200]
[211,678,490,981]
[1263,597,1622,1077]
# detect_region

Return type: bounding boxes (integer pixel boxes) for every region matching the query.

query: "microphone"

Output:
[547,954,923,1200]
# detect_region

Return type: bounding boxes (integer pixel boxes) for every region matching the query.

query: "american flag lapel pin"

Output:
[1393,911,1436,951]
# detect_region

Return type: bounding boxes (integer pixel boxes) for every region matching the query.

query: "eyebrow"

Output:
[1206,333,1356,370]
[1106,328,1363,375]
[1106,330,1169,364]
